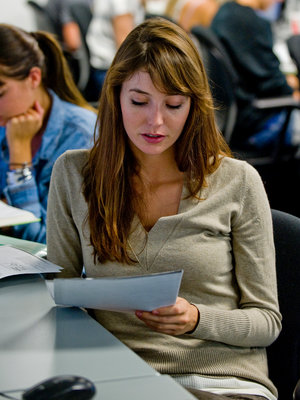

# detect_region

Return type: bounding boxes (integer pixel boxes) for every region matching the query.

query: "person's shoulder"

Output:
[61,100,97,120]
[213,1,252,22]
[219,156,261,181]
[220,155,255,169]
[57,99,97,131]
[54,149,90,174]
[214,1,236,16]
[219,157,261,186]
[51,150,89,197]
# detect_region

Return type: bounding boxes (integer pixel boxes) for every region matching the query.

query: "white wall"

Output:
[0,0,38,30]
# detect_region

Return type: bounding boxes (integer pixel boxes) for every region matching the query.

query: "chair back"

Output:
[68,2,93,92]
[27,0,57,34]
[267,209,300,399]
[191,25,239,143]
[287,34,300,79]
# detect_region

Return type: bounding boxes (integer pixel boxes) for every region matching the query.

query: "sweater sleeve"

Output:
[3,174,47,243]
[190,164,282,347]
[46,152,84,277]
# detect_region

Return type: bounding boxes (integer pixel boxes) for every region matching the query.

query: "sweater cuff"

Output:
[185,303,200,334]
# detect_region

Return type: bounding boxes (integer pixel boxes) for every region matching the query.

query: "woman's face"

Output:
[120,70,191,158]
[0,74,36,126]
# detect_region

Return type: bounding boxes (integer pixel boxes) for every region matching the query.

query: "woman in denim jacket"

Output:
[0,23,97,243]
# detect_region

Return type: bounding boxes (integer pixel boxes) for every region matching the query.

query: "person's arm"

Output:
[3,108,95,244]
[62,21,82,52]
[47,152,84,277]
[112,13,135,48]
[4,173,47,243]
[187,164,281,347]
[5,100,44,166]
[3,101,46,242]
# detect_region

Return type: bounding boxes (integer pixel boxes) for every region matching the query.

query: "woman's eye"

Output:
[131,100,147,106]
[167,104,182,109]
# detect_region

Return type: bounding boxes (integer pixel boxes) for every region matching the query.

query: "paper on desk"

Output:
[49,270,183,312]
[0,200,40,227]
[0,245,63,279]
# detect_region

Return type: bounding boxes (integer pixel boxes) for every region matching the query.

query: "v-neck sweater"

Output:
[47,149,281,397]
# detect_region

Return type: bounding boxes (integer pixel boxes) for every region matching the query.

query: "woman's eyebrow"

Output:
[129,88,150,95]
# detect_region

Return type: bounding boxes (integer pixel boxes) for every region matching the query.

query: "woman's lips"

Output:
[141,133,165,143]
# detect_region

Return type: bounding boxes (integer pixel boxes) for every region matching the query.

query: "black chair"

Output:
[68,2,93,94]
[267,209,300,400]
[27,0,57,34]
[287,34,300,80]
[295,380,300,400]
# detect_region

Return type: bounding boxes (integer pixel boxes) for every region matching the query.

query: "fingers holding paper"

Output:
[135,297,199,336]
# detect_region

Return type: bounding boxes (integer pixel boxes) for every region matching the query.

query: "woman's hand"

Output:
[6,101,45,165]
[135,297,199,335]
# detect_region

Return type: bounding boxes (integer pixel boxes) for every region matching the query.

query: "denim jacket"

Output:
[0,90,96,243]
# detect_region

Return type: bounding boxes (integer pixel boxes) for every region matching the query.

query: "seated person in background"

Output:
[210,0,300,150]
[165,0,222,30]
[44,0,94,53]
[0,23,97,244]
[47,18,282,400]
[85,0,146,100]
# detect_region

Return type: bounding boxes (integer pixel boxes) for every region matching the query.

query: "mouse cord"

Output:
[0,392,19,400]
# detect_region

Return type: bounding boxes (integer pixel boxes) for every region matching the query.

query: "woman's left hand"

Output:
[135,297,199,335]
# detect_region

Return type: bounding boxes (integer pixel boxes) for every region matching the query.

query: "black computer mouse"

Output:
[22,375,96,400]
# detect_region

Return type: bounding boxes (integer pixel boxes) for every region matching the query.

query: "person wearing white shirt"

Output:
[86,0,146,99]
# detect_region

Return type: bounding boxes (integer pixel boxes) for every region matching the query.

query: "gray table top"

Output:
[0,275,157,392]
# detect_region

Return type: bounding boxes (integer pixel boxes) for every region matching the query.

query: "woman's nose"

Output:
[148,105,164,128]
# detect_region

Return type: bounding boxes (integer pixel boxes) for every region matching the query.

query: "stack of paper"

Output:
[0,245,62,279]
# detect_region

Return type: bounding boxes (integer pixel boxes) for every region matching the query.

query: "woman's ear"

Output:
[28,67,42,89]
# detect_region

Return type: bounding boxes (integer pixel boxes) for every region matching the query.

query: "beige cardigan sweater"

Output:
[47,149,282,397]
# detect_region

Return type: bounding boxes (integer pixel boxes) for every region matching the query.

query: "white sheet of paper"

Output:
[52,270,183,312]
[0,245,63,279]
[0,200,40,227]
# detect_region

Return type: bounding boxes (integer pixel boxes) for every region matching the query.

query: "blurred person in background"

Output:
[85,0,146,100]
[44,0,94,53]
[165,0,222,30]
[0,24,97,243]
[210,0,300,150]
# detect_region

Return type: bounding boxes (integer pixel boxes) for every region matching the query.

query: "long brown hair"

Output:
[0,23,93,111]
[83,17,232,264]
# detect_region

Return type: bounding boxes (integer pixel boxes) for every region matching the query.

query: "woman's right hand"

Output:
[6,101,45,165]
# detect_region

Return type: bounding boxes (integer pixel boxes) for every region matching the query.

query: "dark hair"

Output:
[83,17,232,264]
[0,23,92,110]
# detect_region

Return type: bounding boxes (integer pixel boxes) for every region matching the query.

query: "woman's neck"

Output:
[36,86,52,117]
[135,149,183,186]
